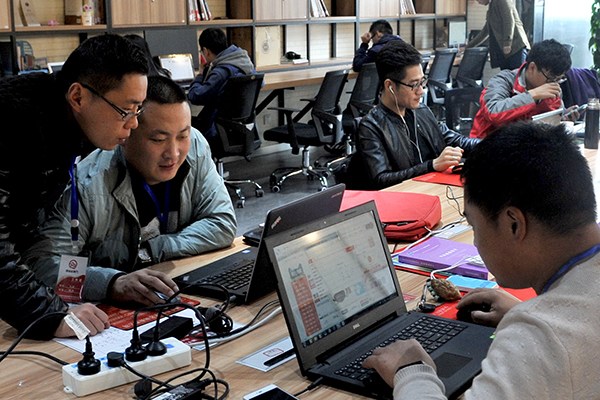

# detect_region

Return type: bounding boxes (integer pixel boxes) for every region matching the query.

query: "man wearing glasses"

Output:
[470,39,578,139]
[352,19,402,72]
[345,40,479,190]
[25,76,236,307]
[0,34,148,339]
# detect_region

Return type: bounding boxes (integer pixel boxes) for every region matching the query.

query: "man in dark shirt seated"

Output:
[352,19,402,72]
[346,40,479,190]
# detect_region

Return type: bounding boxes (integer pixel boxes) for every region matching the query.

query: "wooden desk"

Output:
[257,65,357,124]
[3,146,598,399]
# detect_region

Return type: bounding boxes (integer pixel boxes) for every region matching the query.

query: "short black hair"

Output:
[526,39,572,77]
[58,34,148,94]
[462,121,596,234]
[369,19,393,35]
[145,75,187,105]
[199,28,228,55]
[375,39,420,82]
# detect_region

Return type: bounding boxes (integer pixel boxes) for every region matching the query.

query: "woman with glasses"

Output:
[344,40,479,190]
[470,39,578,139]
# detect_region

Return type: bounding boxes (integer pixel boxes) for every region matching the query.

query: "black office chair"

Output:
[211,73,265,208]
[454,46,488,88]
[426,48,458,116]
[444,86,483,136]
[263,69,349,192]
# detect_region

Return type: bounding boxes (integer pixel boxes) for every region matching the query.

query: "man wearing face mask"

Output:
[346,40,479,190]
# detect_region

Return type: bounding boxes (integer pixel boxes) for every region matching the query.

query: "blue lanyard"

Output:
[541,244,600,293]
[142,181,171,233]
[69,156,80,245]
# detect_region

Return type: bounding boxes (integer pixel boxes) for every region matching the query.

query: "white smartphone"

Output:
[243,384,299,400]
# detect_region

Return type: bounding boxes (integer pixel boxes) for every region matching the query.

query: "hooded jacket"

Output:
[187,45,256,138]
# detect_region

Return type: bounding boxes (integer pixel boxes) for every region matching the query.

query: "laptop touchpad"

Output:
[434,353,471,378]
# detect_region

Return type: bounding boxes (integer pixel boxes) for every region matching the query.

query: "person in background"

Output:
[187,28,256,150]
[467,0,530,70]
[0,34,148,339]
[363,121,600,399]
[124,34,172,78]
[470,39,575,138]
[352,19,402,72]
[346,40,479,190]
[25,76,236,307]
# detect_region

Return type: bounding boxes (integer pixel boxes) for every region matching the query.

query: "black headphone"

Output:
[198,306,233,335]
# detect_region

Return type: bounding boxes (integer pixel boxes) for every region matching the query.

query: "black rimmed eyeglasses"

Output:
[539,69,567,84]
[394,77,428,91]
[80,82,144,121]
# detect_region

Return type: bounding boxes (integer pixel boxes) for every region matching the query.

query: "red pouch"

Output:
[340,190,442,241]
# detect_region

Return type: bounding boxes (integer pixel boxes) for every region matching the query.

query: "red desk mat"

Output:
[413,170,463,187]
[97,296,200,330]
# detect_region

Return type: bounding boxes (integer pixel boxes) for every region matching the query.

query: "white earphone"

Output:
[388,86,395,95]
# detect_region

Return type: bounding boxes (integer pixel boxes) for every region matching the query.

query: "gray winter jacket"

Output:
[23,128,236,301]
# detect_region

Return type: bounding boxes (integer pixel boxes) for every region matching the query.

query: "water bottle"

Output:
[584,98,600,149]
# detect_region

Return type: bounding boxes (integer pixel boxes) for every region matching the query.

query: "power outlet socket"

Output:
[63,337,192,397]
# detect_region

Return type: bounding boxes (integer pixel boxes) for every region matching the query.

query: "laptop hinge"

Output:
[315,312,398,364]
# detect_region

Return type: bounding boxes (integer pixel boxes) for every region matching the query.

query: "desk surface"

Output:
[262,65,356,91]
[1,147,598,399]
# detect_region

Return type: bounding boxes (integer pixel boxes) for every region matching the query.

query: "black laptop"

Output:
[157,53,196,89]
[174,184,346,304]
[264,201,495,399]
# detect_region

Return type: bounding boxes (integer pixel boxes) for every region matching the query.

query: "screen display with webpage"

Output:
[271,211,396,347]
[159,54,195,82]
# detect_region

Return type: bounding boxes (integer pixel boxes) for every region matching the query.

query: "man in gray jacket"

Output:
[25,76,236,306]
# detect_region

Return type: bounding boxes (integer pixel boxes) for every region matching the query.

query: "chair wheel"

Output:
[236,199,245,208]
[255,189,264,197]
[271,185,281,193]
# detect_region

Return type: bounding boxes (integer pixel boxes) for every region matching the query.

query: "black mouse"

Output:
[456,302,491,324]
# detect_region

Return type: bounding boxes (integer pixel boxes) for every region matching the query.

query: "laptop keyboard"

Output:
[195,259,254,290]
[335,316,466,384]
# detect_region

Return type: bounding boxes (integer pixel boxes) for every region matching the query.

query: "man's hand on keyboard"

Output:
[109,269,179,306]
[362,340,436,387]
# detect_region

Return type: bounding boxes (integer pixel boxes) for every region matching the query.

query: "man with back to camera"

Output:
[24,76,237,306]
[187,28,257,150]
[363,121,600,399]
[0,34,149,339]
[345,40,479,190]
[352,19,402,72]
[470,38,578,138]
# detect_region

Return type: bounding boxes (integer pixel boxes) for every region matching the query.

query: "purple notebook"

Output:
[394,237,489,279]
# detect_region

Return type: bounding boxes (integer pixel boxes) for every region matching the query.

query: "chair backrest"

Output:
[444,86,483,136]
[455,47,488,87]
[214,73,265,158]
[343,63,380,134]
[311,69,349,144]
[427,48,458,84]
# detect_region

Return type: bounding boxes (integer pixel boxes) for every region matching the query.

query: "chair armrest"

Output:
[428,79,451,92]
[267,106,302,113]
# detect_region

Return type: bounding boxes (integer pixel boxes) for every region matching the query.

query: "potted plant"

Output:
[590,0,600,70]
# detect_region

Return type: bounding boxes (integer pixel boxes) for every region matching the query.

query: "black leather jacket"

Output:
[0,73,85,339]
[347,103,480,190]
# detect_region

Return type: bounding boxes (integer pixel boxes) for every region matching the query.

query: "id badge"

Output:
[56,254,89,303]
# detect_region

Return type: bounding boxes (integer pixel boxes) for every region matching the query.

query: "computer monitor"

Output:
[145,28,199,70]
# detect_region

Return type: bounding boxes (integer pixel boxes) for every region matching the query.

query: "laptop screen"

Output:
[267,202,400,353]
[158,54,195,82]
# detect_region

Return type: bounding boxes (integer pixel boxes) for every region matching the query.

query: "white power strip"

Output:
[63,337,192,397]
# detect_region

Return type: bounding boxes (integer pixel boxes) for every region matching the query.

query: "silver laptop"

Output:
[265,201,495,399]
[531,107,564,125]
[158,53,196,89]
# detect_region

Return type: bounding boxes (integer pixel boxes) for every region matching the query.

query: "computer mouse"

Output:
[155,291,181,304]
[451,163,464,174]
[456,302,491,324]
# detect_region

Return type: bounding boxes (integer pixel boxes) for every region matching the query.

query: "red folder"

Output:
[413,169,463,187]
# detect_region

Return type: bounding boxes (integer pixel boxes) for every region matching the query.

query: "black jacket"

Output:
[0,73,86,339]
[347,103,479,190]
